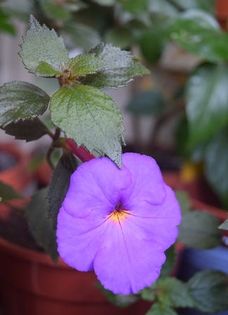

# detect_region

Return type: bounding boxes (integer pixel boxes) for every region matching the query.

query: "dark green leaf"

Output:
[139,29,165,64]
[105,27,133,49]
[219,220,228,230]
[50,85,123,165]
[3,118,48,141]
[0,7,16,35]
[126,90,165,116]
[188,270,228,313]
[48,153,77,227]
[25,188,58,260]
[175,190,191,213]
[179,211,221,249]
[160,247,176,277]
[0,81,49,127]
[205,130,228,208]
[0,181,20,202]
[20,15,69,75]
[186,64,228,146]
[146,303,178,315]
[119,0,149,13]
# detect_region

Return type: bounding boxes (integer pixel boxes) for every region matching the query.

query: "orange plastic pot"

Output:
[0,205,149,315]
[0,143,31,192]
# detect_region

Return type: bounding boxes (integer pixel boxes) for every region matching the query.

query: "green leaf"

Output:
[0,7,16,35]
[119,0,149,14]
[146,303,178,315]
[126,90,165,116]
[175,190,191,213]
[25,188,58,260]
[0,81,49,127]
[50,85,123,165]
[83,44,149,88]
[0,181,20,202]
[188,270,228,313]
[160,247,176,277]
[179,211,221,249]
[35,62,61,77]
[205,130,228,208]
[101,287,138,307]
[62,22,101,50]
[186,64,228,146]
[105,27,133,49]
[3,118,48,141]
[20,15,69,75]
[219,220,228,230]
[68,53,103,77]
[48,153,77,227]
[169,17,228,62]
[139,29,165,64]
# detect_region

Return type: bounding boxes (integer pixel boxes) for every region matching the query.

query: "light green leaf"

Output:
[25,188,58,260]
[219,220,228,230]
[146,303,178,315]
[0,81,49,127]
[50,85,123,165]
[205,130,228,208]
[0,181,20,202]
[83,44,149,88]
[188,270,228,313]
[179,211,221,249]
[186,64,228,146]
[36,62,61,77]
[68,53,103,77]
[20,15,69,75]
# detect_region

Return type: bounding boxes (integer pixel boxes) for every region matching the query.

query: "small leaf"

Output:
[188,270,228,313]
[25,188,58,260]
[48,153,77,227]
[3,118,48,141]
[205,130,228,208]
[0,181,20,202]
[219,220,228,230]
[179,211,221,249]
[186,64,228,146]
[50,85,123,165]
[20,15,69,75]
[68,53,103,77]
[126,90,165,116]
[83,44,149,88]
[36,62,61,77]
[0,81,49,127]
[146,303,178,315]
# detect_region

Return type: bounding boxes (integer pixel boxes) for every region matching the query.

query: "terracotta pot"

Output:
[216,0,228,30]
[0,205,149,315]
[0,143,31,192]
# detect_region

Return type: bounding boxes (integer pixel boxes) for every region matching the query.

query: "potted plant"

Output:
[0,9,227,315]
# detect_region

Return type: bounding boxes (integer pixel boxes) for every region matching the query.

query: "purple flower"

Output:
[57,153,181,294]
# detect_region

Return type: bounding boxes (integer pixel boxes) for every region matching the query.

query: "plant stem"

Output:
[65,139,95,162]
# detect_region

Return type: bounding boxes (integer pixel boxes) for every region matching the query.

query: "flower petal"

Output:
[63,157,131,219]
[121,153,166,208]
[94,219,166,295]
[57,207,108,271]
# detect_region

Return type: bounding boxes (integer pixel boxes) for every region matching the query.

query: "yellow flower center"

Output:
[109,209,129,223]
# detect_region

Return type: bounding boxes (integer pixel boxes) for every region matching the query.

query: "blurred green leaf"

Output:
[0,7,16,34]
[63,22,101,50]
[188,270,228,313]
[179,211,221,248]
[0,81,49,127]
[39,0,71,21]
[50,85,123,165]
[186,64,228,147]
[169,17,228,62]
[139,29,165,64]
[92,0,115,5]
[48,153,77,227]
[142,277,194,308]
[105,27,133,49]
[20,15,69,75]
[146,304,178,315]
[25,188,58,260]
[126,90,165,116]
[0,181,20,202]
[205,130,228,208]
[3,118,48,141]
[160,247,176,277]
[175,190,191,213]
[118,0,149,13]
